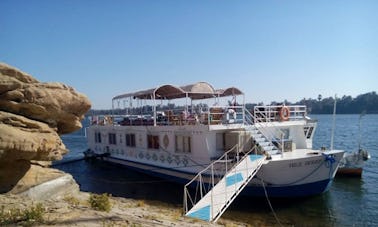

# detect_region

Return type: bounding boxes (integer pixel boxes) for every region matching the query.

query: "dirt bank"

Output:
[0,191,254,227]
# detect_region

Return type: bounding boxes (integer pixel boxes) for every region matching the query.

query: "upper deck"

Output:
[91,82,308,128]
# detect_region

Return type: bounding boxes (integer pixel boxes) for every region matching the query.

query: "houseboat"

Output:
[86,82,344,220]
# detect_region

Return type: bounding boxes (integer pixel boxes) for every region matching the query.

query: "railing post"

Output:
[281,132,284,153]
[208,110,210,125]
[234,151,237,196]
[224,152,228,212]
[199,175,203,198]
[245,150,248,175]
[183,187,187,214]
[236,145,239,162]
[242,95,246,125]
[225,152,228,173]
[211,164,214,221]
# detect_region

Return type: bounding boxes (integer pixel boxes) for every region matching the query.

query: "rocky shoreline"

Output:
[0,175,253,227]
[0,63,258,226]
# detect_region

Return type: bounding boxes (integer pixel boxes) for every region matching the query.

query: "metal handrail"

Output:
[183,144,258,215]
[244,108,283,151]
[253,105,307,122]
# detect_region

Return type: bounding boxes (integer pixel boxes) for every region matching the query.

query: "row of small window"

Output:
[95,132,135,146]
[94,132,191,153]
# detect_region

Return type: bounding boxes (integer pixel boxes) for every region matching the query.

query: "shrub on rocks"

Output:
[89,193,112,212]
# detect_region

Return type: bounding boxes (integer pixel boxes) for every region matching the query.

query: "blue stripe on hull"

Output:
[102,156,333,198]
[241,179,333,198]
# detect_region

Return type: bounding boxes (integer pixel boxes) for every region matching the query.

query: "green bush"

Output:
[64,196,80,206]
[0,203,44,226]
[89,193,112,212]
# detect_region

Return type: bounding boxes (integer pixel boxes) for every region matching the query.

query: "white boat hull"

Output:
[91,149,343,198]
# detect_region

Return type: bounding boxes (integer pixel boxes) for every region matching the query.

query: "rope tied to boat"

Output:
[322,153,336,179]
[322,153,336,165]
[261,178,283,227]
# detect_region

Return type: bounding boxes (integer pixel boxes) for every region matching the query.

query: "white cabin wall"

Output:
[191,132,212,161]
[153,126,176,153]
[206,130,237,160]
[88,125,216,164]
[137,128,147,149]
[204,131,218,159]
[87,127,94,144]
[164,130,176,152]
[289,125,307,149]
[151,125,212,163]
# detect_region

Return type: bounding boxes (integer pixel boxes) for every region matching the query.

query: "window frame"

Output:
[147,134,160,150]
[126,133,136,147]
[109,133,117,145]
[175,134,192,153]
[94,132,102,143]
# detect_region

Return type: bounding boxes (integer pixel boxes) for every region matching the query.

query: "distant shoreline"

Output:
[87,91,378,116]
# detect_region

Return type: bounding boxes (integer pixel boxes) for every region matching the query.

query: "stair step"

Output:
[258,142,270,147]
[255,136,266,142]
[262,145,275,151]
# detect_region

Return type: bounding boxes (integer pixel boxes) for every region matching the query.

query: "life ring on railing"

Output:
[226,108,237,122]
[279,106,290,121]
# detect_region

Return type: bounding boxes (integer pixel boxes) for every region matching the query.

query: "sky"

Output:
[1,0,377,109]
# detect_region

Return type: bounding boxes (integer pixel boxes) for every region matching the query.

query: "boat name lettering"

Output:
[289,159,323,168]
[289,162,302,168]
[304,159,322,166]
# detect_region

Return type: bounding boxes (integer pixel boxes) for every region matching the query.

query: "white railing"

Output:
[244,108,283,151]
[253,105,307,123]
[183,144,259,216]
[91,104,246,126]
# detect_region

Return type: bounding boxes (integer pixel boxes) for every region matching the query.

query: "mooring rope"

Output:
[261,178,283,227]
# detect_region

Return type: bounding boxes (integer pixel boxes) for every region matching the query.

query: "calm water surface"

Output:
[57,114,378,226]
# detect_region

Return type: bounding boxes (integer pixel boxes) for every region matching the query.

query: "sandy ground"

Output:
[0,192,253,227]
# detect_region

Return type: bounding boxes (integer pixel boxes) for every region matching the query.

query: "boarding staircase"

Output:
[244,108,282,154]
[183,145,266,222]
[183,108,284,222]
[245,124,279,154]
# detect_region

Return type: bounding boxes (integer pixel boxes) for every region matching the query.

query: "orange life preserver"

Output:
[279,106,290,121]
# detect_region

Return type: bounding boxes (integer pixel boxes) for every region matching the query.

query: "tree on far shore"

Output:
[88,91,378,115]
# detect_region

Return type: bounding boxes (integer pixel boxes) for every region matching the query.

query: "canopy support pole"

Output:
[153,93,157,126]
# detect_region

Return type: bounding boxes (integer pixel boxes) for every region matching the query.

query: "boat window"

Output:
[175,135,191,153]
[147,135,160,150]
[109,133,117,145]
[95,132,102,143]
[126,133,136,147]
[281,128,290,139]
[304,126,314,139]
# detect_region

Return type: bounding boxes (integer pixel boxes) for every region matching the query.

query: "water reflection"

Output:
[56,159,183,204]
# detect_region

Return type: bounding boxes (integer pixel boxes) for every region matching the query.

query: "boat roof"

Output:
[112,82,243,100]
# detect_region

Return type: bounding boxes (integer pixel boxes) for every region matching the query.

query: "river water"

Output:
[56,114,378,226]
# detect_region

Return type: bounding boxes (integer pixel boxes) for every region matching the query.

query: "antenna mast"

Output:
[330,94,337,150]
